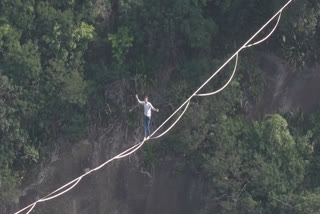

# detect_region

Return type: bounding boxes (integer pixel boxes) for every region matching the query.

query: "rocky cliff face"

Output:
[248,52,320,117]
[6,53,320,214]
[8,123,204,214]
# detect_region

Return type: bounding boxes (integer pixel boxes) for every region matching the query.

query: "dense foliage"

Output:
[0,0,320,213]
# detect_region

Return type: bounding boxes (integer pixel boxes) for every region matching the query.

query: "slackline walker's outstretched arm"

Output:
[136,94,143,104]
[13,1,293,213]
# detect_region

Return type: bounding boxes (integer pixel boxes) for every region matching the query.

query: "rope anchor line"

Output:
[195,53,239,97]
[151,100,191,140]
[13,1,292,213]
[244,12,282,49]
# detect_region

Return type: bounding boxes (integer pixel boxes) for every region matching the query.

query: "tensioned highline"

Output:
[13,1,293,213]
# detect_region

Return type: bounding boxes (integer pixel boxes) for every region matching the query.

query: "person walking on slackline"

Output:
[136,94,159,140]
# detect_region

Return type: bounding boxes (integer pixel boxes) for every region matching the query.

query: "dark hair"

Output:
[144,95,148,99]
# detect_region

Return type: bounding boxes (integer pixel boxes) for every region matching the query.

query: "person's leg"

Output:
[146,117,151,138]
[144,116,148,138]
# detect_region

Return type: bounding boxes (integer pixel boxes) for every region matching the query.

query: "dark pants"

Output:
[144,115,151,137]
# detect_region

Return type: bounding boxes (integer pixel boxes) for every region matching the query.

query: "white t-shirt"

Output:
[138,101,155,117]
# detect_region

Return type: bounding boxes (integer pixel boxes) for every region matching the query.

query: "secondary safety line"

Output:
[195,53,239,97]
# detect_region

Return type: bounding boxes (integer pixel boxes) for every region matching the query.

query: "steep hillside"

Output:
[1,0,320,213]
[5,52,320,214]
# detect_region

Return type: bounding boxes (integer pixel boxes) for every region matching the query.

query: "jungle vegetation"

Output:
[1,0,320,213]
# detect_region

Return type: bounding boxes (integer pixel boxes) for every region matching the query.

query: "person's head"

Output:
[144,95,148,102]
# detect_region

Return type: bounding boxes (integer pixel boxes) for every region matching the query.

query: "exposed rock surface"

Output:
[8,125,204,214]
[249,53,320,117]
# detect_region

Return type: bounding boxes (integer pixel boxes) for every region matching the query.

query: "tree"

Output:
[200,115,310,213]
[0,75,40,205]
[0,0,35,32]
[0,23,21,55]
[108,27,134,65]
[1,40,42,86]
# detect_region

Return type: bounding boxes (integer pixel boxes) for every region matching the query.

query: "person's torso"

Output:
[143,102,152,117]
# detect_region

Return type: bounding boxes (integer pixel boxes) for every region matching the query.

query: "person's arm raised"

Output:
[136,94,144,104]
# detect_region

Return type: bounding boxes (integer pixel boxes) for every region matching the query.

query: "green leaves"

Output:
[72,22,95,42]
[195,114,312,213]
[0,166,21,206]
[0,24,21,54]
[0,75,29,204]
[59,70,87,106]
[0,0,35,31]
[0,0,319,211]
[180,8,217,51]
[280,1,320,67]
[0,0,93,206]
[294,188,320,214]
[0,76,27,161]
[108,27,134,65]
[22,145,39,164]
[3,41,42,85]
[264,114,294,147]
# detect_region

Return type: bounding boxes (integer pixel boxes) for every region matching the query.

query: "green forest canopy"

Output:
[1,0,320,213]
